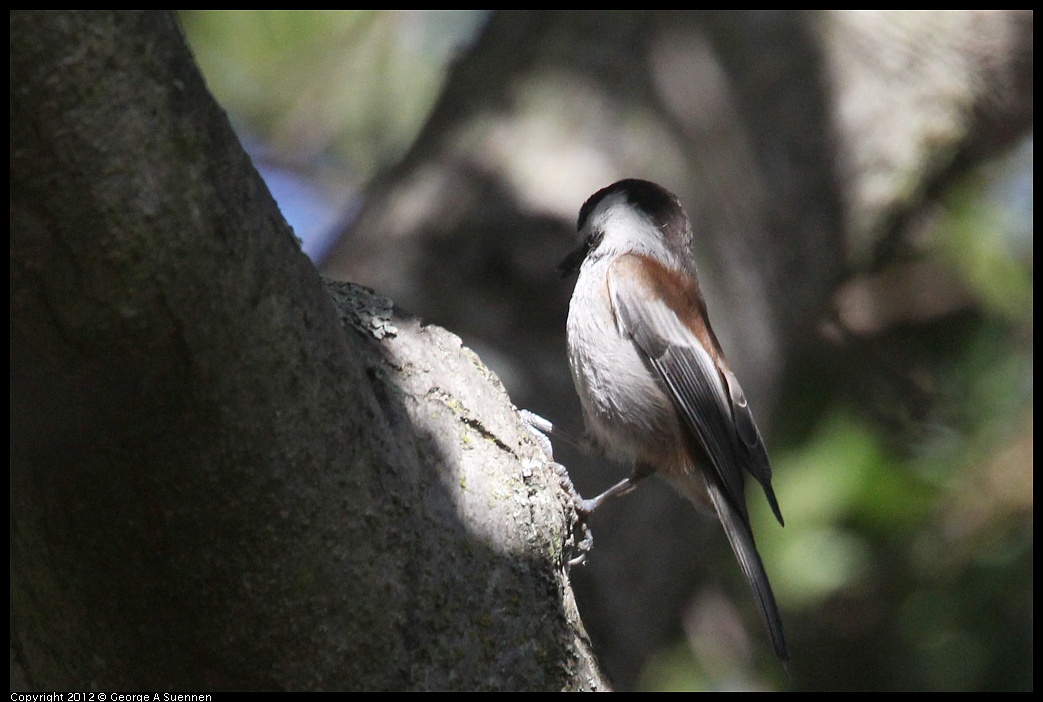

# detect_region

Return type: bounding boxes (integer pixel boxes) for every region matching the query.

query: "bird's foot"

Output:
[521,409,594,567]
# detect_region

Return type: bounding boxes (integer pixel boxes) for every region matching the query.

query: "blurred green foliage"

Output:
[180,10,486,178]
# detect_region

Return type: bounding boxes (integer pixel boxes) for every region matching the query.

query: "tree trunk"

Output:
[10,11,604,690]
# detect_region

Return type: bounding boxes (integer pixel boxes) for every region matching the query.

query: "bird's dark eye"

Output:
[585,229,603,252]
[558,229,601,278]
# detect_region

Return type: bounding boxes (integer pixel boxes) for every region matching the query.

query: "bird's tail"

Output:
[705,479,789,662]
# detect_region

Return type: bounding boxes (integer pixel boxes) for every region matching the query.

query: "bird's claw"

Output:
[549,460,596,566]
[520,409,556,460]
[521,409,595,568]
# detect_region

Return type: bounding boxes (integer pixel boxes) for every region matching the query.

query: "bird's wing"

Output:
[720,367,783,525]
[607,253,789,661]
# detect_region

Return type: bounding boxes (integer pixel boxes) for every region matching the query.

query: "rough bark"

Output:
[10,11,605,691]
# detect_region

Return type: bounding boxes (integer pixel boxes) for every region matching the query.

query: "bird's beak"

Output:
[558,236,592,278]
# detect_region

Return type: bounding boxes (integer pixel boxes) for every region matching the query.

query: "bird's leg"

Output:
[575,462,655,514]
[521,411,656,566]
[521,410,591,511]
[562,466,654,565]
[573,476,636,515]
[519,409,586,453]
[519,409,556,458]
[550,462,595,566]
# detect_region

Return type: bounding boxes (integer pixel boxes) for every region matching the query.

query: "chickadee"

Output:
[559,178,788,661]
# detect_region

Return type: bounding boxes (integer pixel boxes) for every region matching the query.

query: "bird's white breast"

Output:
[566,255,684,465]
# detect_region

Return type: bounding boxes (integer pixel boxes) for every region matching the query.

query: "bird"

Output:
[559,178,788,661]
